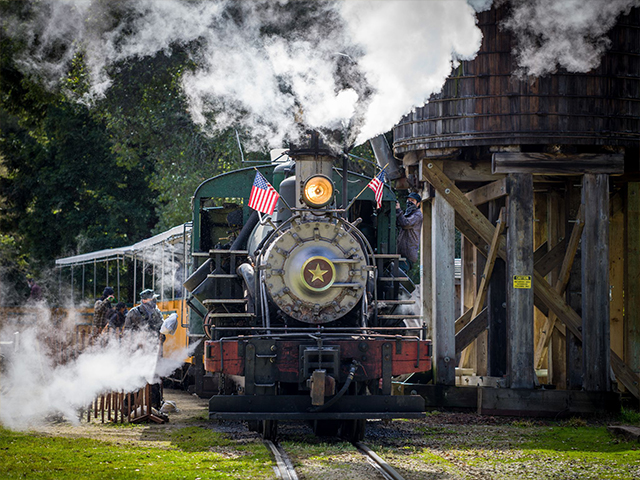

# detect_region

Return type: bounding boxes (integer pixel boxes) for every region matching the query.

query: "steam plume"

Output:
[503,0,639,77]
[0,307,195,430]
[4,0,484,147]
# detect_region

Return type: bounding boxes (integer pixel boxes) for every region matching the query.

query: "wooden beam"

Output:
[492,153,624,175]
[625,183,640,378]
[465,178,508,206]
[507,173,535,389]
[472,208,505,319]
[432,191,456,385]
[534,238,567,278]
[456,308,489,354]
[455,308,473,334]
[459,237,478,369]
[534,206,584,368]
[456,215,490,256]
[421,198,433,339]
[547,191,566,388]
[582,174,611,392]
[421,159,502,183]
[422,161,640,399]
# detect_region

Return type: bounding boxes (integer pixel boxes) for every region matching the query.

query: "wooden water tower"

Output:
[393,4,640,414]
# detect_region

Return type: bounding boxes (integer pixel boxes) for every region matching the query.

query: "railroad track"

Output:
[265,439,406,480]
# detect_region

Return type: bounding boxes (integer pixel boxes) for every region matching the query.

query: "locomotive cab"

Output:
[184,133,431,440]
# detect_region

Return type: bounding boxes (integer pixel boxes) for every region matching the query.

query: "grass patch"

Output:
[619,408,640,425]
[446,425,640,479]
[0,426,273,479]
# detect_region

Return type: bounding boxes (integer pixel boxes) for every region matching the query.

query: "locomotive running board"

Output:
[208,394,426,420]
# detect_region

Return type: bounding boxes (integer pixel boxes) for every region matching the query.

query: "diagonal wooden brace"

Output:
[534,205,584,368]
[422,161,639,399]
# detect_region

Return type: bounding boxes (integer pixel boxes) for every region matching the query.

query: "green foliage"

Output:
[619,407,640,425]
[0,426,273,479]
[0,101,156,261]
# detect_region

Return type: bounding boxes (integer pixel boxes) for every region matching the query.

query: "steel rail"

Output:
[354,442,406,480]
[264,440,298,480]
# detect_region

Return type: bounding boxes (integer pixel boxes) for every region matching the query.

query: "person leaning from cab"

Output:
[94,287,115,335]
[395,192,423,273]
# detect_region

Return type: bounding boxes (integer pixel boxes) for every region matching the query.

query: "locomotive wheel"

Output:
[311,419,341,437]
[339,419,366,442]
[258,420,278,440]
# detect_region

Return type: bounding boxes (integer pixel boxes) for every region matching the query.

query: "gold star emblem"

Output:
[308,263,328,283]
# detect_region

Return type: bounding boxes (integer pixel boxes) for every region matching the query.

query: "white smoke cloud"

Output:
[5,0,484,148]
[6,0,633,148]
[340,0,483,143]
[503,0,640,77]
[0,310,196,430]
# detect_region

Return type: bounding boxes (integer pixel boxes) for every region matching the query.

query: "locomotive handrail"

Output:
[206,326,423,333]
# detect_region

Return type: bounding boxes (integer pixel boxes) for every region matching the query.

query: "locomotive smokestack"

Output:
[369,134,402,180]
[288,131,338,210]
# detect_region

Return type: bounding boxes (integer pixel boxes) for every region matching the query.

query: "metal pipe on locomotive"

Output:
[184,132,431,440]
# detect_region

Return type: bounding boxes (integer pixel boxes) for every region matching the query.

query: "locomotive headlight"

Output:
[302,175,333,208]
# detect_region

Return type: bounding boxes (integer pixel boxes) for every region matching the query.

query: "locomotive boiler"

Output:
[184,133,431,440]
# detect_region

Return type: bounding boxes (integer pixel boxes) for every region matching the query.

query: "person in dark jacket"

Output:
[124,289,164,409]
[124,289,163,334]
[106,302,128,335]
[94,287,115,333]
[27,278,43,302]
[396,192,423,273]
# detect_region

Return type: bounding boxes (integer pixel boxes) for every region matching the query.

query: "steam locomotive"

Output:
[184,133,431,440]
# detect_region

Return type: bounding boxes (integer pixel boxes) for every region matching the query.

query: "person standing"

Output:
[124,288,165,409]
[105,302,128,336]
[94,287,115,333]
[124,289,163,334]
[27,277,43,302]
[395,192,423,274]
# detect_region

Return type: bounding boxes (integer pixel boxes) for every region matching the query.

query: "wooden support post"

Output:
[474,214,489,377]
[432,191,456,385]
[487,200,508,378]
[547,191,566,387]
[507,174,535,389]
[421,198,433,340]
[625,183,640,379]
[534,205,583,369]
[533,193,549,374]
[582,174,610,392]
[565,180,583,390]
[459,237,477,368]
[472,208,505,319]
[422,162,639,398]
[609,196,625,361]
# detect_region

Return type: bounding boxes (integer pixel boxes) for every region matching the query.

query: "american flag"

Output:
[367,167,386,209]
[248,171,280,215]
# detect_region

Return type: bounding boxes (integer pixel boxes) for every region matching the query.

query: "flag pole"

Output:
[344,163,388,213]
[253,167,293,214]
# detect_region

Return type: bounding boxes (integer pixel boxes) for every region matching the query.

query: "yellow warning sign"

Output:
[513,275,532,289]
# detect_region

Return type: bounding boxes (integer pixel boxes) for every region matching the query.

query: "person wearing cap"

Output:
[395,192,423,273]
[124,289,165,409]
[94,287,115,333]
[124,289,164,334]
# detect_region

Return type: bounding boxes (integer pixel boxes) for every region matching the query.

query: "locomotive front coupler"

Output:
[309,360,362,411]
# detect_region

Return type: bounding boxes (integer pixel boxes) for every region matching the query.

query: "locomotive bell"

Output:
[263,219,367,324]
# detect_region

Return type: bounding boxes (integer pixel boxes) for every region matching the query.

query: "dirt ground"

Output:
[32,389,215,447]
[27,389,640,480]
